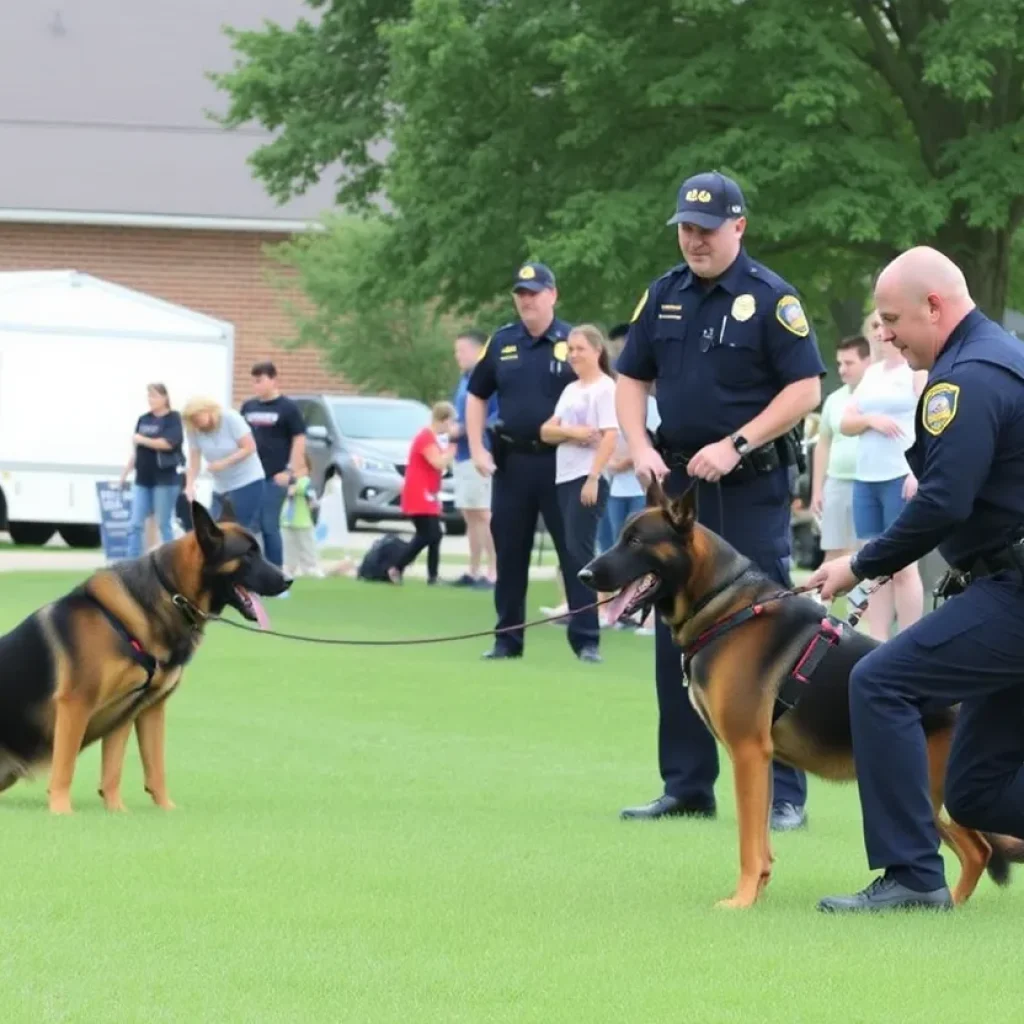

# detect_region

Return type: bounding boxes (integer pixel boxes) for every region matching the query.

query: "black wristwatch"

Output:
[730,433,752,456]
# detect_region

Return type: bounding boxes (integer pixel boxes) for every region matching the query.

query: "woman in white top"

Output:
[182,396,267,533]
[540,324,619,660]
[839,309,927,640]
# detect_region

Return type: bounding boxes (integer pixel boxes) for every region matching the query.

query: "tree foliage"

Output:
[269,215,471,404]
[214,0,1024,360]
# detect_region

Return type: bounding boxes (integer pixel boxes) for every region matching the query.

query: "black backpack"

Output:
[357,533,407,582]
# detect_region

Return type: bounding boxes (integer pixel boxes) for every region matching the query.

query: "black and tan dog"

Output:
[0,501,290,814]
[580,480,1024,909]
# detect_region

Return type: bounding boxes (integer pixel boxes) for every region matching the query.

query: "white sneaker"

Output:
[634,626,655,637]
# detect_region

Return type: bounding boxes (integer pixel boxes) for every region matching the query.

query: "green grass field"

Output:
[1,571,1021,1023]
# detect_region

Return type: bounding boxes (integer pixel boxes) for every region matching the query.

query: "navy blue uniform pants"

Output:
[490,450,591,655]
[655,468,808,807]
[849,574,1024,892]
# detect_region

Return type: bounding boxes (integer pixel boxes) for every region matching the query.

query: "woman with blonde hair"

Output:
[182,396,265,532]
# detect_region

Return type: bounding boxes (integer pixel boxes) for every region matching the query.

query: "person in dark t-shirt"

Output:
[240,361,307,572]
[120,382,184,558]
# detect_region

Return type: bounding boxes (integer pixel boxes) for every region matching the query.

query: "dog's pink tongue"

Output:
[249,592,270,630]
[604,579,643,625]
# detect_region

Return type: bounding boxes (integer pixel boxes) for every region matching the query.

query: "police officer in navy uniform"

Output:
[615,171,825,829]
[810,246,1024,912]
[465,263,601,662]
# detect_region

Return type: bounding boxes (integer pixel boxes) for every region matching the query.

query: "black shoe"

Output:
[482,647,522,660]
[577,646,602,663]
[620,794,717,821]
[817,875,953,914]
[770,802,807,832]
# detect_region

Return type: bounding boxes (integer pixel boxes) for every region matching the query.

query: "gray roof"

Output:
[0,1,349,226]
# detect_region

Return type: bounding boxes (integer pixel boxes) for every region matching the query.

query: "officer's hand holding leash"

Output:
[806,554,859,601]
[631,445,670,487]
[687,438,742,483]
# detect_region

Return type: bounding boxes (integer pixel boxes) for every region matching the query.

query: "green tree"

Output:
[213,0,1024,349]
[270,214,469,404]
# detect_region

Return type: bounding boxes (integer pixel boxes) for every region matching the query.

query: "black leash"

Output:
[196,594,622,646]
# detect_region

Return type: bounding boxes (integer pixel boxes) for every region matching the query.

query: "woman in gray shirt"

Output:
[182,396,266,531]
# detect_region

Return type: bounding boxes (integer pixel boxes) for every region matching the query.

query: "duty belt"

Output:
[933,538,1024,604]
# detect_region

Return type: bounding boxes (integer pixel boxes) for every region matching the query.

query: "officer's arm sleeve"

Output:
[763,291,827,386]
[615,287,658,381]
[854,364,999,580]
[467,337,497,400]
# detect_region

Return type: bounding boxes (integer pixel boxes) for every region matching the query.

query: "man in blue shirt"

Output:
[616,170,825,828]
[450,329,498,587]
[810,246,1024,913]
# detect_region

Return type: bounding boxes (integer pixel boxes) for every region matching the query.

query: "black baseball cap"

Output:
[667,171,746,229]
[512,262,556,293]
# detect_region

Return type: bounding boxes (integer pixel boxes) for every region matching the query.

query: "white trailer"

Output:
[0,271,233,546]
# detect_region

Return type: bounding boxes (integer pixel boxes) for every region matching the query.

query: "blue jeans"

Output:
[211,478,264,533]
[601,493,646,553]
[853,476,907,540]
[259,480,288,568]
[129,483,181,558]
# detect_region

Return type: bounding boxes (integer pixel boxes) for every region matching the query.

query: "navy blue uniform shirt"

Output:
[617,248,825,450]
[467,317,575,440]
[855,308,1024,579]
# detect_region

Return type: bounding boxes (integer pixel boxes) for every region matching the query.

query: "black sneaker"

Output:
[817,875,952,914]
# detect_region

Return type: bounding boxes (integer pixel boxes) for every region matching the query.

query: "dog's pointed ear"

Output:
[191,500,224,557]
[645,474,668,509]
[666,486,697,534]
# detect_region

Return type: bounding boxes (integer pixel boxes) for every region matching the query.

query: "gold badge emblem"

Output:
[775,295,810,338]
[518,265,536,280]
[922,382,960,436]
[731,294,756,322]
[552,340,568,362]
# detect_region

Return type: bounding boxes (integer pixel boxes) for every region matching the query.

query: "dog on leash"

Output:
[579,479,1024,909]
[0,501,291,814]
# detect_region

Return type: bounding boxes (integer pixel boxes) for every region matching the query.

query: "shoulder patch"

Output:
[922,381,960,436]
[775,295,810,338]
[630,288,649,324]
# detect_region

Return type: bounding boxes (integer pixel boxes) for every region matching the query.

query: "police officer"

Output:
[615,171,825,828]
[466,263,601,662]
[810,246,1024,913]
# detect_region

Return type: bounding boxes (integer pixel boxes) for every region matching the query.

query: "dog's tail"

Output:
[984,833,1024,886]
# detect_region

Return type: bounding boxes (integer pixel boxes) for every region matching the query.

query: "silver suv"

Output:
[292,394,465,534]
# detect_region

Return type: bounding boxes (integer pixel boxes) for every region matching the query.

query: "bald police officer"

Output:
[616,171,825,828]
[466,263,601,662]
[810,246,1024,913]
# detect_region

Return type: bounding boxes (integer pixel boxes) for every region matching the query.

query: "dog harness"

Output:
[81,592,160,692]
[681,596,844,723]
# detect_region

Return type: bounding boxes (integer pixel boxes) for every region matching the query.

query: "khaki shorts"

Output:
[820,476,857,552]
[453,458,492,510]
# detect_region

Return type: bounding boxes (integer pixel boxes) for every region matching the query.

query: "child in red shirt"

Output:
[389,401,456,584]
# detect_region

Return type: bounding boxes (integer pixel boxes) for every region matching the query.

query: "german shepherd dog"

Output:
[580,480,1024,909]
[0,501,291,814]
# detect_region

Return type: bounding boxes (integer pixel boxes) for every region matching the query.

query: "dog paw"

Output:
[715,894,759,910]
[48,799,73,815]
[146,788,176,810]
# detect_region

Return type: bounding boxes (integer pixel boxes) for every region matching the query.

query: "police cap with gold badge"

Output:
[512,262,556,294]
[666,171,746,230]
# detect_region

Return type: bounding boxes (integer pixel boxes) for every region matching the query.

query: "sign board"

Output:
[95,482,134,563]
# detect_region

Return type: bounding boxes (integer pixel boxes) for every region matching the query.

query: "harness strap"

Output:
[682,601,769,679]
[81,592,159,691]
[772,617,842,722]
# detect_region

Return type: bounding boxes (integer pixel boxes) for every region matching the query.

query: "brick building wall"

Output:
[0,222,351,401]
